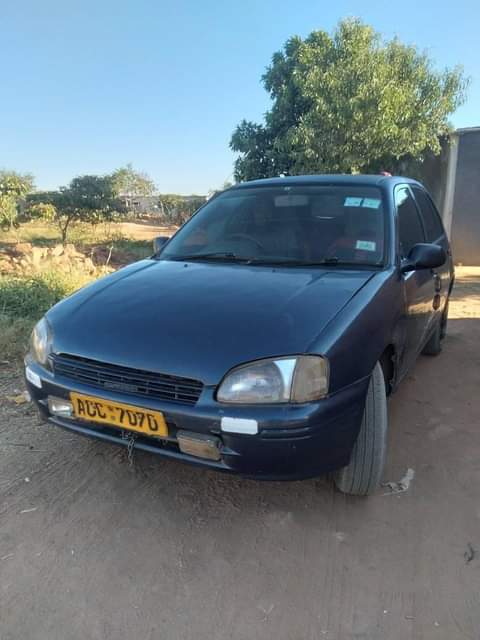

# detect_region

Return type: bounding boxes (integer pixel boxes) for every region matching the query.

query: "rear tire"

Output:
[422,319,442,356]
[440,299,449,340]
[333,361,388,496]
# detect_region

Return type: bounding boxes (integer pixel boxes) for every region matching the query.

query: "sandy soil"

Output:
[116,221,177,240]
[1,268,479,640]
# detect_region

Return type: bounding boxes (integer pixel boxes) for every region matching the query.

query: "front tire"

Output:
[333,361,388,496]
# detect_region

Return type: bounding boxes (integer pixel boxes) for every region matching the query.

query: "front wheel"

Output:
[333,361,388,496]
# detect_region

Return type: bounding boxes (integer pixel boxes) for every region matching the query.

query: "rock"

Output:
[64,244,84,258]
[83,257,96,273]
[51,254,72,267]
[14,243,32,255]
[31,246,47,265]
[0,259,14,273]
[50,244,64,257]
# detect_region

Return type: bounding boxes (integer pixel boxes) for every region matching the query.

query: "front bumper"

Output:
[25,360,369,480]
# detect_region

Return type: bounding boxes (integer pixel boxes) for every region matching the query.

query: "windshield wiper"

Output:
[166,254,380,267]
[242,257,341,266]
[168,252,246,262]
[243,257,381,267]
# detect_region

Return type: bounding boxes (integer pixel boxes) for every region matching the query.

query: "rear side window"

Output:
[412,187,445,241]
[395,186,425,258]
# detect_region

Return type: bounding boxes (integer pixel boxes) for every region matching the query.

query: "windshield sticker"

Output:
[361,198,381,209]
[356,240,376,252]
[344,197,363,207]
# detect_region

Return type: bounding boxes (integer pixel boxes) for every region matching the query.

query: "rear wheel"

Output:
[333,361,388,496]
[423,298,449,356]
[421,321,441,356]
[440,299,449,340]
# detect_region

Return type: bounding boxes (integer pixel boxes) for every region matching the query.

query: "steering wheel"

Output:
[227,233,266,253]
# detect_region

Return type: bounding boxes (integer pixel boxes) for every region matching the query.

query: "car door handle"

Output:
[433,273,442,292]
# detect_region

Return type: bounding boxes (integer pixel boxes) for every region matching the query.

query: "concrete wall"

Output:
[450,129,480,265]
[417,139,450,213]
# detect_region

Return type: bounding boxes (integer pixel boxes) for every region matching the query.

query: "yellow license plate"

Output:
[70,392,168,438]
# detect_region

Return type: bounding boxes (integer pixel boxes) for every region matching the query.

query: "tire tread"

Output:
[333,362,387,495]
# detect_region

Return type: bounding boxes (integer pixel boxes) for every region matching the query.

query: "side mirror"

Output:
[401,243,446,273]
[153,236,169,253]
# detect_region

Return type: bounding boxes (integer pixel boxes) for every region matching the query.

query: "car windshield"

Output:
[161,185,385,266]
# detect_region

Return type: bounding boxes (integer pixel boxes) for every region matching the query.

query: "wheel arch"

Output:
[379,343,397,395]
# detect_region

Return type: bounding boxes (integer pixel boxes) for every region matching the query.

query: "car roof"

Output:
[231,174,423,189]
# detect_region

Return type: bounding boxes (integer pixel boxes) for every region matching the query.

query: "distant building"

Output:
[121,195,160,214]
[120,194,206,216]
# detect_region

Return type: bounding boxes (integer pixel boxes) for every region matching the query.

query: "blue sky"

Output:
[1,0,478,194]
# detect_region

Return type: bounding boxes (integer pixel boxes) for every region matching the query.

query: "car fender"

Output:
[309,268,406,394]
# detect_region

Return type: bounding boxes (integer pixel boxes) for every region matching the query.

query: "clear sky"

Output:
[1,0,478,194]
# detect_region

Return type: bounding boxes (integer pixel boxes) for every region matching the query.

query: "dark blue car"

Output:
[25,175,453,495]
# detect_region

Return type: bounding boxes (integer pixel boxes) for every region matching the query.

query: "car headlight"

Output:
[30,317,53,366]
[217,355,329,404]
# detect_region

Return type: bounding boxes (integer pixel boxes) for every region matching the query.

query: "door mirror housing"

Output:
[153,236,169,253]
[401,243,446,273]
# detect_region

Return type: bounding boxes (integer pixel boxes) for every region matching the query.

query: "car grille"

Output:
[50,353,204,406]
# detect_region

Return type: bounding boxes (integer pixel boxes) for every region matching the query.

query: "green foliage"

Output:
[0,270,95,360]
[26,174,125,243]
[0,170,35,229]
[25,201,56,222]
[109,238,154,261]
[111,163,156,198]
[0,315,34,361]
[0,194,19,229]
[0,170,34,198]
[158,194,205,224]
[231,19,468,180]
[0,273,71,320]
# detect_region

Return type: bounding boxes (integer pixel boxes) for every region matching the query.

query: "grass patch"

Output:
[1,220,163,248]
[0,315,35,362]
[1,221,153,265]
[0,269,96,361]
[0,220,156,362]
[106,238,152,261]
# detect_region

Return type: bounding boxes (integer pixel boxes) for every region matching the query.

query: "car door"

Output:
[395,185,437,376]
[410,185,452,319]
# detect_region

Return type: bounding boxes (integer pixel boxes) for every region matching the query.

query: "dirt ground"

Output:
[1,268,480,640]
[116,221,177,240]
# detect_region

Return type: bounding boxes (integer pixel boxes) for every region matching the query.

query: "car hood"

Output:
[48,259,375,385]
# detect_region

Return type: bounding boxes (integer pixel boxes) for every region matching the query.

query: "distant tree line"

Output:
[0,164,206,243]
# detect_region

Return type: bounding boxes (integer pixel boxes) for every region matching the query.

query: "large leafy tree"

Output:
[111,164,156,200]
[230,19,468,180]
[27,175,124,243]
[0,170,35,228]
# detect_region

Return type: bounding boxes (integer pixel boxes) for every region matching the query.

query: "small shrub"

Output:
[0,269,96,361]
[0,315,35,361]
[0,271,92,320]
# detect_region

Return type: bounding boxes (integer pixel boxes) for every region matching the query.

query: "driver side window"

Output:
[395,186,425,258]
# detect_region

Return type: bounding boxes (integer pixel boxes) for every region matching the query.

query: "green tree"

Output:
[0,170,35,228]
[0,195,18,229]
[27,175,124,243]
[111,164,156,208]
[158,194,205,225]
[230,19,468,180]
